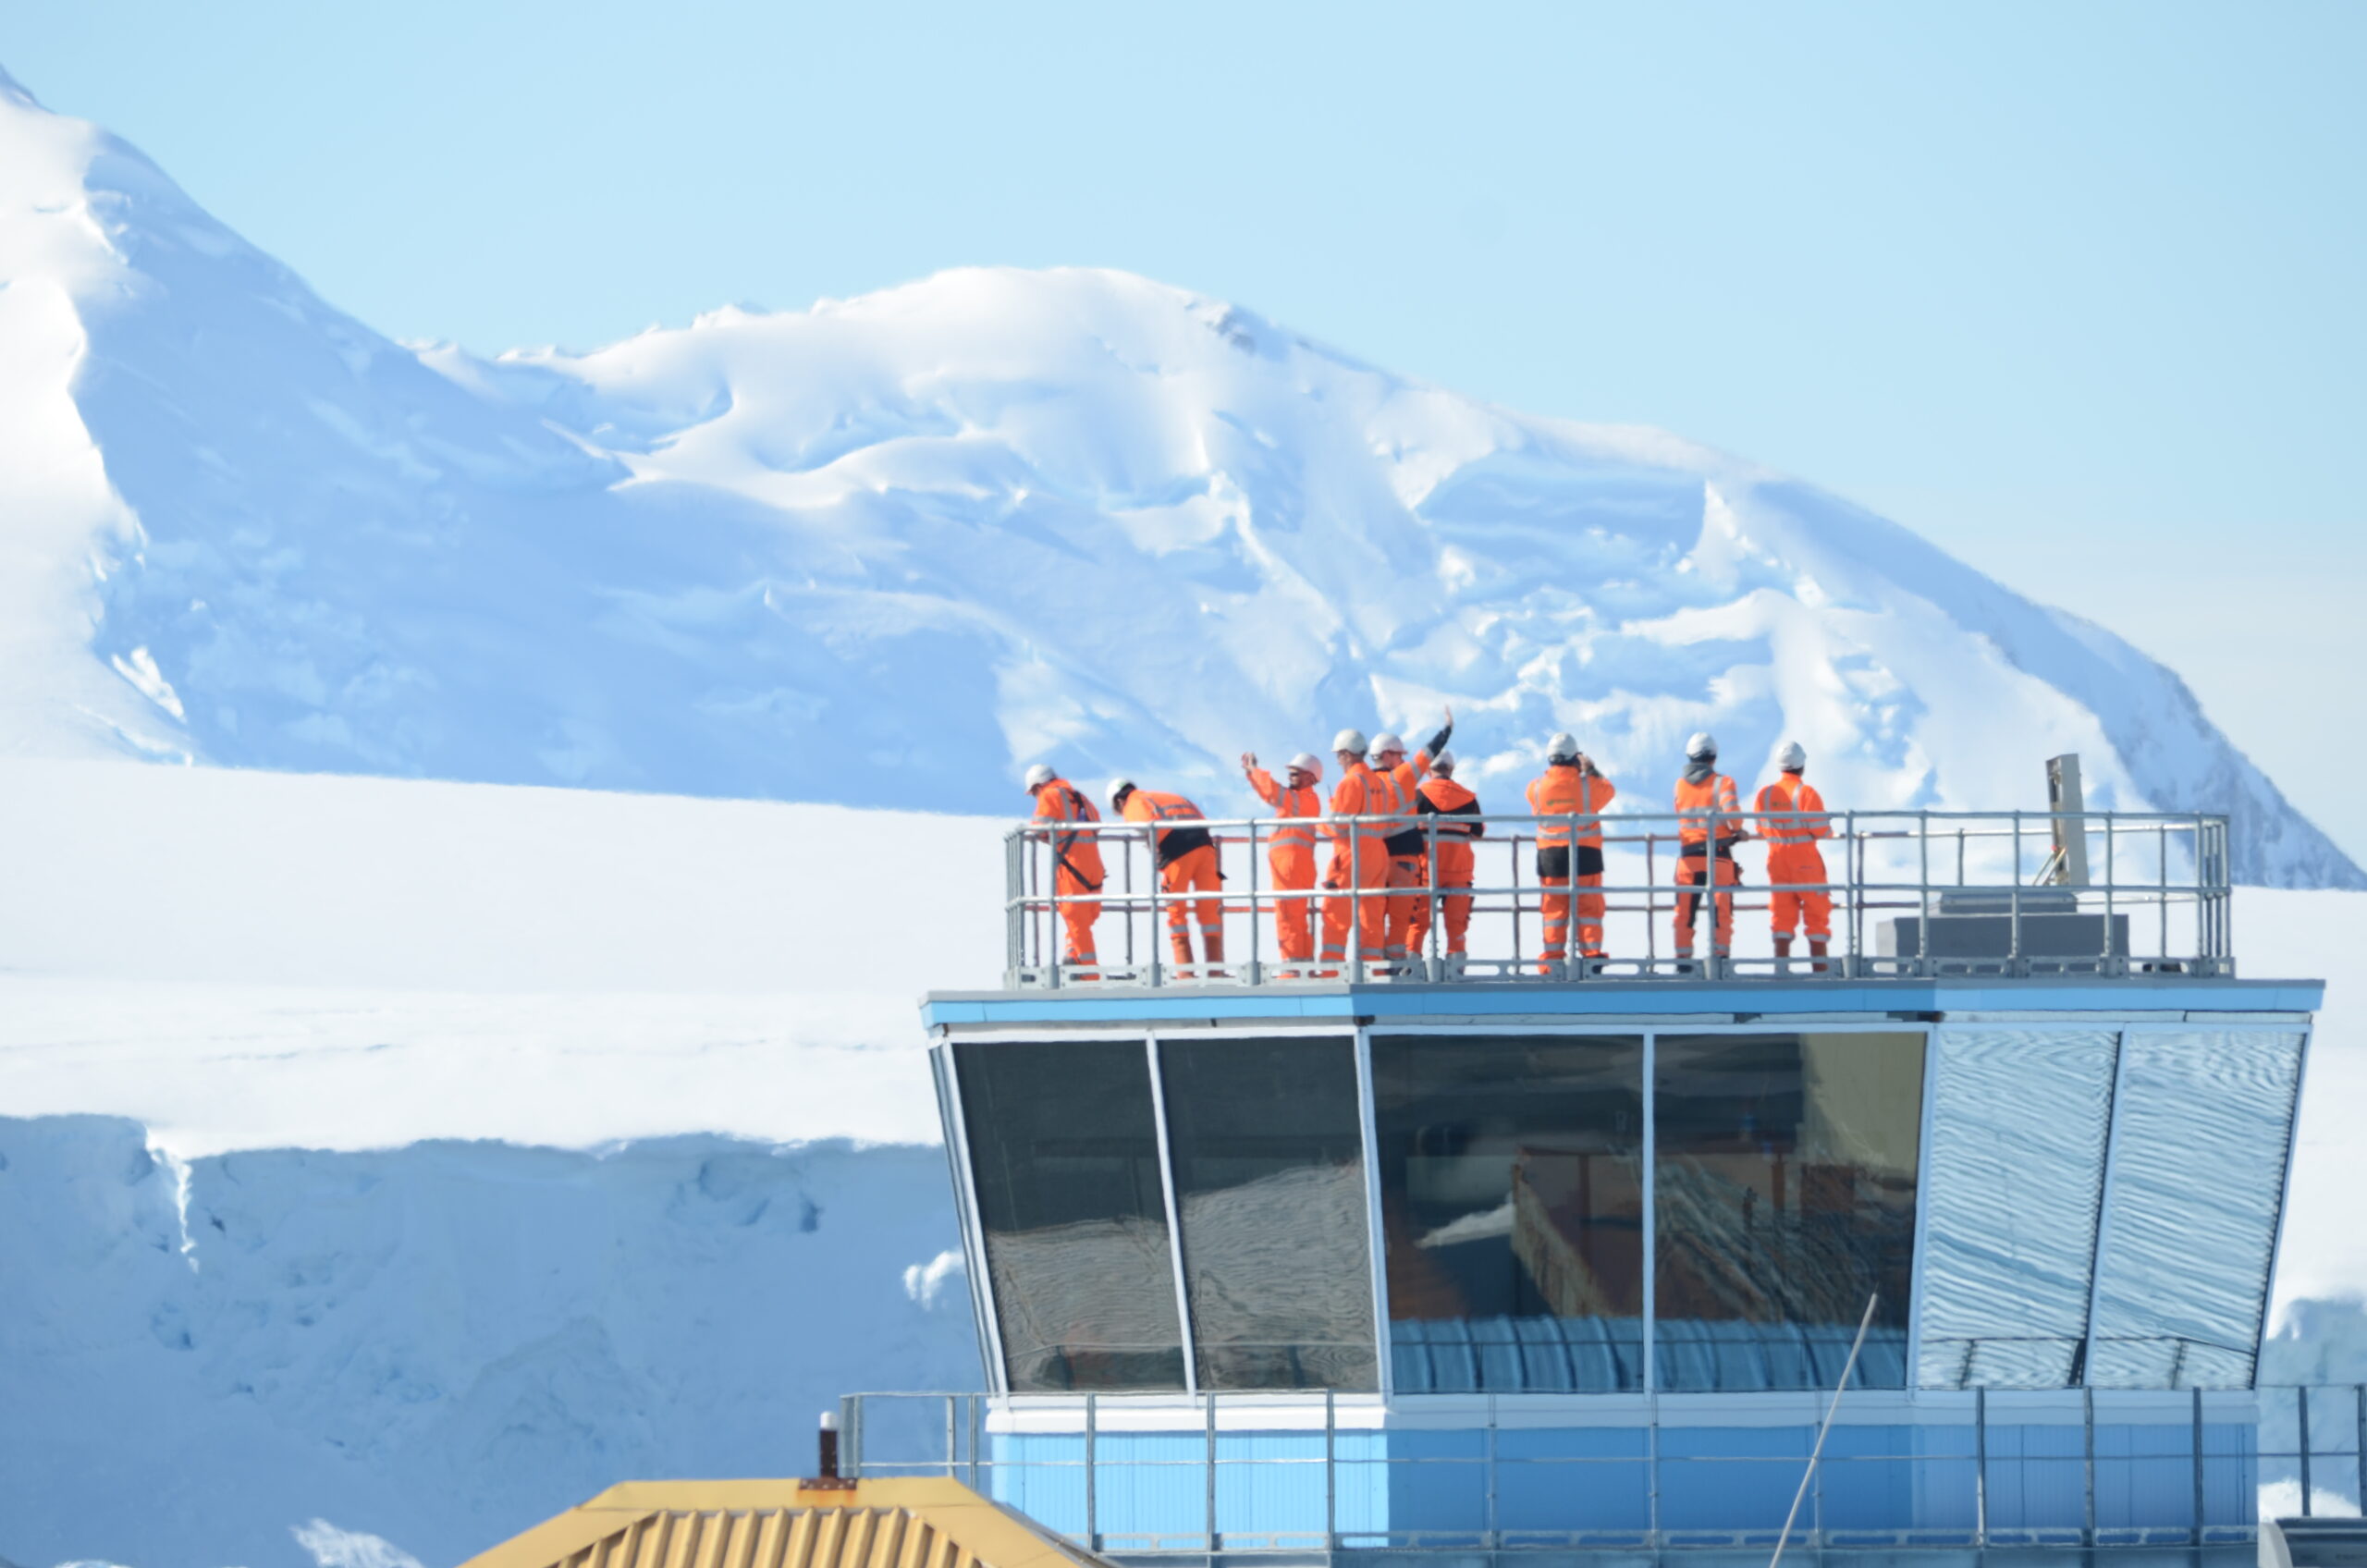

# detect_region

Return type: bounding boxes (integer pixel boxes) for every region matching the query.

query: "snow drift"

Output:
[0,65,2352,887]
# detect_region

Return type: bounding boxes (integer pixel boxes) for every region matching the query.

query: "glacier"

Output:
[0,65,2352,887]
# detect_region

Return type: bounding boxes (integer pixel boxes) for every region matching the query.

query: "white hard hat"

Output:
[1546,732,1581,763]
[1107,777,1135,808]
[1776,741,1807,771]
[1332,728,1368,755]
[1024,763,1056,790]
[1370,730,1406,758]
[1686,730,1719,760]
[1432,749,1456,774]
[1288,752,1322,778]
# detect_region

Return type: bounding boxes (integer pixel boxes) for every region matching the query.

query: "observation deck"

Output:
[917,805,2321,1563]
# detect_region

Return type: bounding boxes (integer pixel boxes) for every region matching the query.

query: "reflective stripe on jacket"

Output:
[1033,778,1106,888]
[1121,789,1215,868]
[1247,768,1322,847]
[1754,776,1833,848]
[1327,762,1395,844]
[1528,768,1615,846]
[1674,772,1741,846]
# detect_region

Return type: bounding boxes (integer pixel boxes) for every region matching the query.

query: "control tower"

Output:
[903,799,2314,1563]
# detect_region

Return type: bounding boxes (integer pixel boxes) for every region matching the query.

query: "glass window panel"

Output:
[1915,1029,2118,1389]
[1372,1034,1645,1391]
[2087,1030,2304,1389]
[1654,1032,1924,1390]
[955,1038,1184,1391]
[1158,1035,1377,1390]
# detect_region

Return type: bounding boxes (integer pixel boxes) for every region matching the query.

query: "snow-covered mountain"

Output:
[0,63,2355,888]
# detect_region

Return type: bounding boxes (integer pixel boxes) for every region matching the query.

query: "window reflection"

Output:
[2087,1030,2304,1389]
[955,1039,1184,1391]
[1916,1029,2116,1389]
[1373,1035,1645,1391]
[1159,1035,1377,1390]
[1653,1032,1924,1390]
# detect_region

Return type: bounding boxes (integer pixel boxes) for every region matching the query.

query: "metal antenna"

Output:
[1769,1292,1880,1568]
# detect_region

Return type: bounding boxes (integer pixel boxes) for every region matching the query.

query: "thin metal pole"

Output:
[1975,1387,1989,1548]
[946,1393,957,1478]
[1246,818,1262,985]
[2082,1385,2096,1548]
[2301,1385,2314,1516]
[2357,1384,2366,1525]
[1206,1390,1219,1550]
[1325,1388,1337,1550]
[1768,1293,1880,1568]
[2192,1386,2205,1545]
[1085,1392,1098,1547]
[1427,815,1442,980]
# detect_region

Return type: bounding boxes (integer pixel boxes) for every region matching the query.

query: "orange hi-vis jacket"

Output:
[1246,768,1323,846]
[1414,776,1484,872]
[1033,777,1106,888]
[1528,768,1615,845]
[1674,771,1741,845]
[1121,790,1215,867]
[1328,761,1395,845]
[1753,775,1833,851]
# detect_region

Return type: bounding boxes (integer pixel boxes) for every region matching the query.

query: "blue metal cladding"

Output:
[1915,1028,2118,1389]
[2088,1031,2307,1389]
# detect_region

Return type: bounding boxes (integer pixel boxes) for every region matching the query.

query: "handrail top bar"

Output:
[1009,808,2230,831]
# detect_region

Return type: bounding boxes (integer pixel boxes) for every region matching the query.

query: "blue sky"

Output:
[8,1,2363,856]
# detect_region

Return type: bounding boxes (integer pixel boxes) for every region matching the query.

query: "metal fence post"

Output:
[1147,823,1165,987]
[1325,1388,1337,1550]
[1975,1386,1988,1549]
[1485,1391,1499,1550]
[2357,1384,2365,1520]
[946,1394,957,1478]
[1085,1392,1098,1547]
[2192,1386,2206,1544]
[2082,1385,2096,1548]
[1205,1390,1219,1550]
[1246,817,1262,985]
[2302,1385,2315,1516]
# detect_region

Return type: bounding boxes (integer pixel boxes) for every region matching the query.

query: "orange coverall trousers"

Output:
[1766,847,1833,939]
[1319,838,1392,972]
[1161,843,1223,966]
[1268,839,1318,964]
[1674,848,1738,954]
[1539,847,1606,970]
[1054,867,1101,974]
[1404,843,1475,957]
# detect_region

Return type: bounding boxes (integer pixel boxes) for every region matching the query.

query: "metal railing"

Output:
[1007,809,2233,987]
[836,1385,2349,1556]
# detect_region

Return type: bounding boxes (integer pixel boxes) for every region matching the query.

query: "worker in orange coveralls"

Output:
[1318,729,1394,975]
[1370,711,1454,968]
[1110,778,1224,974]
[1406,750,1484,965]
[1243,749,1324,974]
[1754,741,1834,970]
[1527,732,1616,971]
[1025,764,1105,978]
[1673,731,1747,962]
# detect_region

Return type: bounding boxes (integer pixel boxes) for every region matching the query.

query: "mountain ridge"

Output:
[0,64,2355,888]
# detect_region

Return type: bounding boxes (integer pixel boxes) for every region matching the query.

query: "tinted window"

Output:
[1159,1035,1376,1390]
[1653,1032,1924,1390]
[956,1038,1184,1390]
[1372,1035,1646,1391]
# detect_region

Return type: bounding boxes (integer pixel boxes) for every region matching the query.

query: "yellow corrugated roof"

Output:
[458,1476,1119,1568]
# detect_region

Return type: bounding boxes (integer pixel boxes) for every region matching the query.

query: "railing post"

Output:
[1485,1391,1499,1551]
[2009,812,2022,976]
[2082,1385,2096,1549]
[1846,811,1859,977]
[2192,1386,2206,1545]
[1205,1390,1219,1550]
[1147,823,1165,987]
[1246,818,1263,986]
[1975,1386,1988,1548]
[2301,1384,2315,1516]
[1324,1388,1337,1550]
[1085,1391,1098,1547]
[946,1394,957,1478]
[1427,815,1443,980]
[1918,810,1933,977]
[2103,812,2118,974]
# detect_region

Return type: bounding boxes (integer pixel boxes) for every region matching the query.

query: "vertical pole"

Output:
[2010,812,2022,975]
[1206,1390,1219,1551]
[1645,829,1658,970]
[2192,1386,2206,1545]
[2356,1385,2365,1524]
[1122,827,1135,974]
[2103,810,2117,973]
[2301,1386,2315,1516]
[1846,811,1859,976]
[1147,1035,1197,1395]
[1348,831,1363,982]
[1247,817,1262,986]
[972,1393,983,1492]
[1085,1392,1098,1548]
[1975,1387,1989,1548]
[2082,1386,2096,1549]
[947,1393,957,1478]
[1147,823,1165,987]
[1511,823,1525,971]
[1427,815,1442,980]
[1918,810,1932,974]
[1643,1030,1657,1395]
[1485,1391,1499,1550]
[1325,1388,1337,1550]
